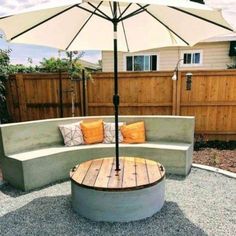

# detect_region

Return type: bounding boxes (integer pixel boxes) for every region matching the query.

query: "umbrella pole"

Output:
[113,2,120,171]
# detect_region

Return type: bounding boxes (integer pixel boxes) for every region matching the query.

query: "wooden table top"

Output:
[70,157,165,191]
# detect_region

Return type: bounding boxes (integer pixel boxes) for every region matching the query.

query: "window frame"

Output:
[180,50,203,67]
[124,53,159,72]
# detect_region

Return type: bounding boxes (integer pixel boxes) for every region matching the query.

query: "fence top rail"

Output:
[92,69,236,78]
[9,69,236,79]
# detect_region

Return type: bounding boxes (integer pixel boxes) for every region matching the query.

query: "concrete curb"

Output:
[192,164,236,179]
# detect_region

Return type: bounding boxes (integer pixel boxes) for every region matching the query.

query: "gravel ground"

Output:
[0,168,235,236]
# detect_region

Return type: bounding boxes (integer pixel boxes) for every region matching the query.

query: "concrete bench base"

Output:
[2,142,192,191]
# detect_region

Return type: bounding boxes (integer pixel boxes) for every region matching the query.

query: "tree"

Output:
[39,51,90,80]
[39,57,69,72]
[0,48,12,123]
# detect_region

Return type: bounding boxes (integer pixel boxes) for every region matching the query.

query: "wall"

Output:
[102,42,234,72]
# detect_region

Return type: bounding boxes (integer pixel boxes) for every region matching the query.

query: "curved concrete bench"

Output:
[0,115,194,191]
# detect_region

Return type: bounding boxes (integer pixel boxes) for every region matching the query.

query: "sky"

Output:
[0,0,236,65]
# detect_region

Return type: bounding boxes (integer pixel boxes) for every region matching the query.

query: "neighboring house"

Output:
[78,59,101,72]
[102,34,236,72]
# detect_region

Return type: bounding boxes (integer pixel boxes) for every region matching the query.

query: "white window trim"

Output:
[180,50,203,67]
[123,53,159,72]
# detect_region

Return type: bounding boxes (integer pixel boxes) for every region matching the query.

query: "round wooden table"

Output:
[70,157,165,222]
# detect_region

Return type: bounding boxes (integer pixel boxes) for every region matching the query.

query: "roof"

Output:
[78,59,101,71]
[201,33,236,43]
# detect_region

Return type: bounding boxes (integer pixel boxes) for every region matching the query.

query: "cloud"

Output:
[205,0,236,11]
[0,0,55,15]
[82,51,101,64]
[205,0,236,29]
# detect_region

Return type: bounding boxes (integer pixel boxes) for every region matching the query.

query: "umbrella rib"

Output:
[66,2,103,50]
[169,7,233,32]
[87,2,112,21]
[119,4,149,22]
[118,3,130,52]
[109,1,114,18]
[0,15,13,20]
[117,3,133,21]
[10,5,77,41]
[77,5,110,21]
[136,4,190,46]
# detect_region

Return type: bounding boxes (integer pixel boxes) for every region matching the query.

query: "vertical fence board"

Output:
[15,74,28,121]
[179,70,236,140]
[6,73,82,122]
[87,72,173,116]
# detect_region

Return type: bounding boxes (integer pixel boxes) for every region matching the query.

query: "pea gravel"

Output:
[0,168,235,236]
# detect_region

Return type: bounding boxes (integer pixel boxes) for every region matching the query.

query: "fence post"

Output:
[15,74,28,121]
[59,70,63,118]
[5,77,14,122]
[176,71,182,115]
[172,78,177,115]
[80,70,88,116]
[83,70,88,116]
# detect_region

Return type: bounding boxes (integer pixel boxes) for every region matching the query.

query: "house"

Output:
[78,59,101,72]
[101,34,236,72]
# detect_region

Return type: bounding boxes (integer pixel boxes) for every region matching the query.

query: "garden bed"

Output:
[193,141,236,173]
[193,148,236,173]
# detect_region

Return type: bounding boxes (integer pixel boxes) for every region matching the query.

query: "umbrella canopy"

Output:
[0,0,233,52]
[0,0,233,171]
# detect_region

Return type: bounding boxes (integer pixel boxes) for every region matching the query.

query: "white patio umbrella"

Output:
[0,0,233,171]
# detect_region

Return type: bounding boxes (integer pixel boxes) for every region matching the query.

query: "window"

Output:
[126,55,157,71]
[181,50,202,66]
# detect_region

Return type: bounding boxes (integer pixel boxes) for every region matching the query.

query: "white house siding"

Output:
[102,41,234,72]
[102,51,124,72]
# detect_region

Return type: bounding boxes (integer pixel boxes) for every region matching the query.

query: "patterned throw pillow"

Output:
[59,122,84,147]
[103,122,124,144]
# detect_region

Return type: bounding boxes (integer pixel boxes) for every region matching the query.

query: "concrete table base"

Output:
[70,157,165,222]
[71,179,165,222]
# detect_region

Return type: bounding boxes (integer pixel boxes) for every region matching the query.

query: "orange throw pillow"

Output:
[121,121,146,144]
[80,120,104,144]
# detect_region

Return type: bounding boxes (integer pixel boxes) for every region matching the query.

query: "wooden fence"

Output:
[6,73,83,121]
[5,70,236,140]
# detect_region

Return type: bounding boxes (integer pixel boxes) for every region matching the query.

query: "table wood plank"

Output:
[108,157,124,189]
[71,160,92,184]
[146,159,162,183]
[82,159,103,187]
[71,157,165,190]
[95,158,113,188]
[122,157,136,188]
[135,157,149,186]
